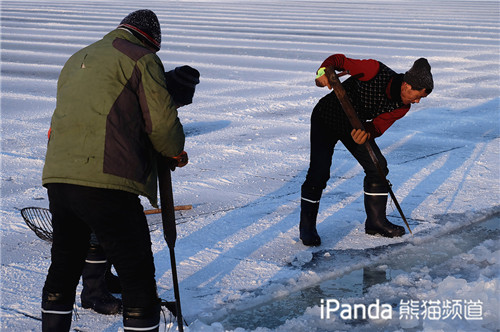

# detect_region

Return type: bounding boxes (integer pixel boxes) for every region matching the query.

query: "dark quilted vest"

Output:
[312,62,404,133]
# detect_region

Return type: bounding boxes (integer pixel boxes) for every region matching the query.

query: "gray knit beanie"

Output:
[404,58,434,92]
[118,10,161,51]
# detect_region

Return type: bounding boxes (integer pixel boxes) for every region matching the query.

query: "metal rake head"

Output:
[20,207,53,242]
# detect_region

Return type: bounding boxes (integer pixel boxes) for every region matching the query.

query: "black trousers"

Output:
[44,183,158,309]
[302,103,389,200]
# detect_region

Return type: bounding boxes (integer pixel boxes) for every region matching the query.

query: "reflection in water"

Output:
[363,266,388,294]
[221,214,499,330]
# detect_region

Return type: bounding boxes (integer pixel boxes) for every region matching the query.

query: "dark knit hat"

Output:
[118,10,161,51]
[165,66,200,106]
[404,58,434,92]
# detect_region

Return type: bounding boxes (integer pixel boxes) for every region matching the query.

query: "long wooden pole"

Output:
[144,205,192,215]
[157,155,185,331]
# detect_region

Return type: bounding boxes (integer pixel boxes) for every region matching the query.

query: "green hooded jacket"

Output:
[42,28,185,207]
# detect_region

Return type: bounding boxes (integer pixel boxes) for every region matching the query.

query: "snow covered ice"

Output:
[1,0,499,331]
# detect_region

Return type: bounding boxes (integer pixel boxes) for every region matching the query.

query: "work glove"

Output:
[170,151,188,170]
[315,67,332,89]
[315,67,348,89]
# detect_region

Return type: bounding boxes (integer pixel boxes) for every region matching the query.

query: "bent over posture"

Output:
[300,54,433,246]
[41,10,186,331]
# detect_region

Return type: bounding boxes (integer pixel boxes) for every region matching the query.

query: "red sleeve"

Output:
[320,54,379,81]
[364,105,411,138]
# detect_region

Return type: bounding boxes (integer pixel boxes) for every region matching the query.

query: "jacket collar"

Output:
[386,74,404,102]
[106,28,147,49]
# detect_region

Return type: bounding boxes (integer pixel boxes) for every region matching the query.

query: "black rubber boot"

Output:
[299,199,321,246]
[41,290,74,332]
[123,303,161,332]
[299,186,322,246]
[105,262,122,294]
[364,181,405,238]
[81,244,122,315]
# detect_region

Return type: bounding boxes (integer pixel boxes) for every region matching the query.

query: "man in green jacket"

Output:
[41,10,186,332]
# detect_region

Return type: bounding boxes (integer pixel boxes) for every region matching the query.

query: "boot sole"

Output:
[365,229,404,238]
[300,237,321,246]
[81,301,121,315]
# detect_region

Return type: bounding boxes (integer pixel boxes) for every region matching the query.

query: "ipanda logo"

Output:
[320,299,393,320]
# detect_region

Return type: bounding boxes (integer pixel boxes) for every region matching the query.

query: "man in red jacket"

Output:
[300,54,433,246]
